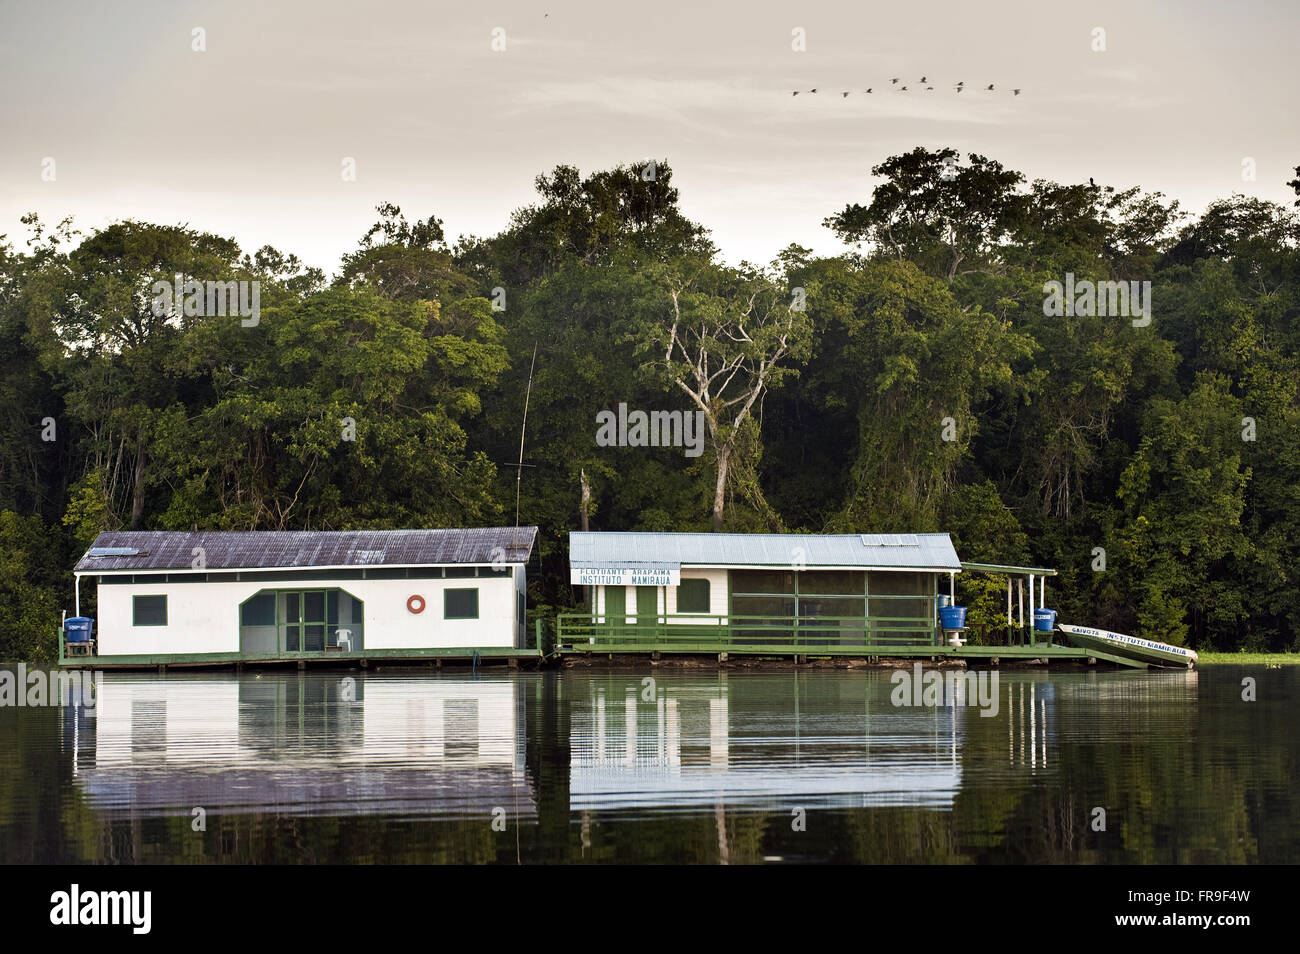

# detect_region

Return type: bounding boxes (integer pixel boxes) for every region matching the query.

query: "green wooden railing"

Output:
[556,613,941,655]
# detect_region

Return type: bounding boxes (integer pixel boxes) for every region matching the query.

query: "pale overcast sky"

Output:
[1,0,1296,272]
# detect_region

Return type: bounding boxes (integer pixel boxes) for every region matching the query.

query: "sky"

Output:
[1,0,1296,273]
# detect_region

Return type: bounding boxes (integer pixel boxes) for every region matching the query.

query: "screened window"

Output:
[867,571,930,595]
[133,595,168,626]
[731,569,795,594]
[445,566,477,579]
[240,592,276,626]
[731,596,794,619]
[798,571,865,594]
[676,578,711,613]
[445,588,479,619]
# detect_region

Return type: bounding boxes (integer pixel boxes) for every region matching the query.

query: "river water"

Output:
[1,665,1295,863]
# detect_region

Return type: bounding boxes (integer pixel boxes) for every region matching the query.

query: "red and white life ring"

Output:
[406,594,426,614]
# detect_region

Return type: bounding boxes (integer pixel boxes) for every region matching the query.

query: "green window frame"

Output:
[445,587,479,620]
[132,594,168,626]
[676,578,711,613]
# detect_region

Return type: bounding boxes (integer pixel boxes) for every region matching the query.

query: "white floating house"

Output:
[565,531,964,648]
[68,528,537,664]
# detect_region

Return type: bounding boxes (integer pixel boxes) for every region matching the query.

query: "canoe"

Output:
[1057,623,1198,668]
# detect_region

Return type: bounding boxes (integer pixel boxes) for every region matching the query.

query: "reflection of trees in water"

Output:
[12,668,1299,863]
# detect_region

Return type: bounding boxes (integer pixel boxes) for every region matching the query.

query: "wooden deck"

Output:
[554,614,1150,668]
[58,646,541,670]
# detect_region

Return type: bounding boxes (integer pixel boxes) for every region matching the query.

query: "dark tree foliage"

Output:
[2,152,1299,658]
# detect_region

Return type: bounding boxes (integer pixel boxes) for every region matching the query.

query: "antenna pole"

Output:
[516,343,537,527]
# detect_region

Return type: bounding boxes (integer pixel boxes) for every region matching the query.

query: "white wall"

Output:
[359,577,518,650]
[91,569,525,656]
[594,568,729,625]
[665,568,728,624]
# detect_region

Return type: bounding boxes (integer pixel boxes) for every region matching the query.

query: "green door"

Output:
[636,586,658,633]
[281,590,328,653]
[605,585,626,631]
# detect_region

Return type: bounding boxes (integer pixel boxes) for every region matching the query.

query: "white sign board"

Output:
[571,566,680,587]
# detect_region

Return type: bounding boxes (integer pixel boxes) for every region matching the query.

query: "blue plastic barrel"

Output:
[64,617,95,642]
[1033,608,1057,632]
[938,605,967,631]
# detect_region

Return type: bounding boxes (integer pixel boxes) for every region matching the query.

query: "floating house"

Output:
[558,530,1134,665]
[64,528,537,668]
[564,531,962,650]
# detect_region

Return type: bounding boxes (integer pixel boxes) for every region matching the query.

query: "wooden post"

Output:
[1017,579,1024,643]
[578,469,591,605]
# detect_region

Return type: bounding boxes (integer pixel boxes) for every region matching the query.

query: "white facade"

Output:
[87,566,527,657]
[594,567,729,626]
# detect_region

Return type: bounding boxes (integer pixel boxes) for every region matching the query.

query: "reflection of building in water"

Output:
[1006,679,1055,770]
[65,673,534,820]
[569,675,970,812]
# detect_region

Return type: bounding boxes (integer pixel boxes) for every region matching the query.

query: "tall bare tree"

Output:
[643,260,813,531]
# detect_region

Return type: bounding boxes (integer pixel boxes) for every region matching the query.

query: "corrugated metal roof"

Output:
[569,532,961,571]
[76,528,538,573]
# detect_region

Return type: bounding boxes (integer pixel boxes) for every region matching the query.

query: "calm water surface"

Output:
[1,665,1295,863]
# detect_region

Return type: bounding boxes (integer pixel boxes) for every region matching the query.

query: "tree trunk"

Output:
[579,468,590,532]
[711,446,730,532]
[130,444,146,529]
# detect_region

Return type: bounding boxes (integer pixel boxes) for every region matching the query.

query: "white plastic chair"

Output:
[336,628,352,651]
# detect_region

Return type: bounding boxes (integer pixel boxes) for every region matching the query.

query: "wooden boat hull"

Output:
[1057,624,1197,668]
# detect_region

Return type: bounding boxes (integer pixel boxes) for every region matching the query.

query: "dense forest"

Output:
[2,148,1298,660]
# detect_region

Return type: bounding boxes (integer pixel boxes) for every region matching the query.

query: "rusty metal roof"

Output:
[76,528,538,573]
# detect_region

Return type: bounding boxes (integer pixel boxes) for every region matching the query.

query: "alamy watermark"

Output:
[889,663,1000,717]
[1042,273,1151,327]
[595,403,705,458]
[150,274,261,327]
[50,885,150,934]
[0,665,100,709]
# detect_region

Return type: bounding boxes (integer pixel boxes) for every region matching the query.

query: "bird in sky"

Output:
[785,79,1021,99]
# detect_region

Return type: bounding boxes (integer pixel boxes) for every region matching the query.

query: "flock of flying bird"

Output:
[792,77,1022,96]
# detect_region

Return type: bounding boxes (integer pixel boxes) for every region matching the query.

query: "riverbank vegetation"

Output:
[2,151,1298,660]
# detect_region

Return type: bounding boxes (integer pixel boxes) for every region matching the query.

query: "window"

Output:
[240,592,276,626]
[445,588,479,619]
[445,566,477,579]
[731,569,795,595]
[133,595,168,626]
[676,578,711,613]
